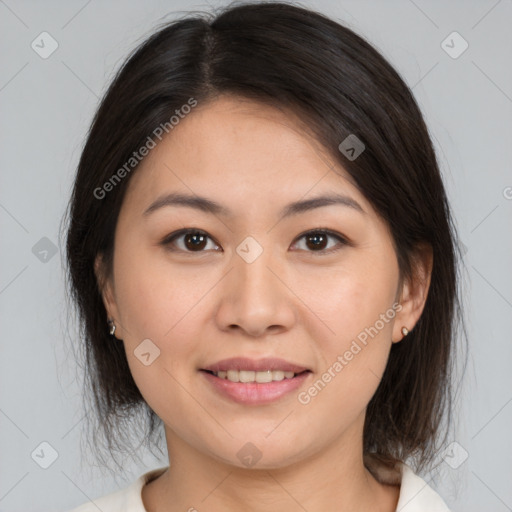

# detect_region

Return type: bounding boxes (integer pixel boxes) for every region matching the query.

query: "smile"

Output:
[200,369,312,405]
[207,369,306,382]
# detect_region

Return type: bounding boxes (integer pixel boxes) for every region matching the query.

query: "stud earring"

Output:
[108,318,116,336]
[401,326,409,337]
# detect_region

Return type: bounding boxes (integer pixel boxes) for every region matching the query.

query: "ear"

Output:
[392,243,433,343]
[94,253,122,339]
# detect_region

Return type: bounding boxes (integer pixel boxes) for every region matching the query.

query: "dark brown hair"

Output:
[63,0,468,478]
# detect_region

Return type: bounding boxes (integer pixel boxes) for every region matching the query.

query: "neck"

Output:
[143,415,400,512]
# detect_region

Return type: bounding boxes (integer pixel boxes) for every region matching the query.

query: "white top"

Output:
[67,462,451,512]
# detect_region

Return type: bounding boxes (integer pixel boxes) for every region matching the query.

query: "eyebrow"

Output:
[143,192,366,220]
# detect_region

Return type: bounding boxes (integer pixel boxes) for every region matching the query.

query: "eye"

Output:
[160,228,348,254]
[161,229,221,253]
[291,229,348,255]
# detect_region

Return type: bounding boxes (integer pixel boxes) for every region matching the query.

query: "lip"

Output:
[200,369,311,405]
[201,357,310,373]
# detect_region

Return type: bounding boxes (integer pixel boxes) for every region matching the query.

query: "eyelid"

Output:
[160,227,350,254]
[160,228,220,251]
[291,228,349,254]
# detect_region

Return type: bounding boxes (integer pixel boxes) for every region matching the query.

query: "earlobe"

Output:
[391,325,410,343]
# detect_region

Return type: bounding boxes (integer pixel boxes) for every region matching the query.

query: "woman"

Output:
[65,2,466,510]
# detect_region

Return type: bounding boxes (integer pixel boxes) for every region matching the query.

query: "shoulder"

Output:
[65,467,168,512]
[365,455,452,512]
[66,486,130,512]
[396,462,452,512]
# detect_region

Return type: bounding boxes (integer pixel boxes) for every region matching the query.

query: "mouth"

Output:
[199,367,312,405]
[201,369,311,383]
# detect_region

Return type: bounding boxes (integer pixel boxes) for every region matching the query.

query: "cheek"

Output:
[113,249,212,379]
[295,261,396,344]
[298,279,396,418]
[116,265,203,419]
[113,244,208,340]
[296,253,398,394]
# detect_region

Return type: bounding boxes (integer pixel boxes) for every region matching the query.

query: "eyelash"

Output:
[160,228,349,256]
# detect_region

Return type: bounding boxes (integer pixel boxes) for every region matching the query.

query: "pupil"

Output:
[185,233,206,250]
[307,233,326,250]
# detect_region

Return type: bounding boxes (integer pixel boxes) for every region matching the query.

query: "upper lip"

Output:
[202,357,310,373]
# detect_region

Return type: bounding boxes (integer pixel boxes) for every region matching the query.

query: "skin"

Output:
[96,95,432,512]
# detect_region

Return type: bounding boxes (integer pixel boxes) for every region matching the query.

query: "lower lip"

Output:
[200,370,311,405]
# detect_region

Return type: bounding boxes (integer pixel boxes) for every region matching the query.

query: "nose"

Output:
[214,246,296,338]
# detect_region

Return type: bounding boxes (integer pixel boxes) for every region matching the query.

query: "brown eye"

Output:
[183,232,208,251]
[305,232,328,250]
[162,229,219,253]
[292,230,348,254]
[161,228,348,255]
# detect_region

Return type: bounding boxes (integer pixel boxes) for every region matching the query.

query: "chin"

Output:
[209,438,310,471]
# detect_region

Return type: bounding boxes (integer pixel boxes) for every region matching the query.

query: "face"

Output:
[97,95,426,469]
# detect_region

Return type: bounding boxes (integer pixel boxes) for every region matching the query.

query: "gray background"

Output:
[1,0,511,511]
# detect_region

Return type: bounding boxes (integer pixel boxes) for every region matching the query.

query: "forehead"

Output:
[122,96,375,219]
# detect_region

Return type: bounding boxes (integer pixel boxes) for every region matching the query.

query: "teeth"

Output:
[214,370,297,383]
